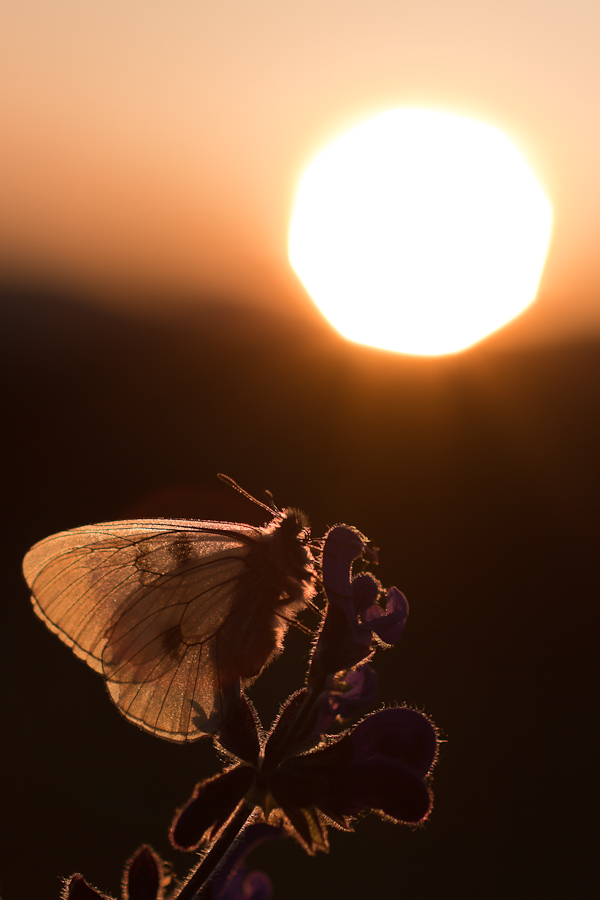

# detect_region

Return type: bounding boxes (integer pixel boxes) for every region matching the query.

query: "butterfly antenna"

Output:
[217,474,277,515]
[262,488,280,512]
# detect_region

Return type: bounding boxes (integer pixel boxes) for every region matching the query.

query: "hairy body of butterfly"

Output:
[23,509,316,742]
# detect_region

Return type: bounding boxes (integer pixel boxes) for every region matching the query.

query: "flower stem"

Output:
[171,801,255,900]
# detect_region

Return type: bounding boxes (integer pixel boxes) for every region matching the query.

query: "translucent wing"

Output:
[23,519,265,741]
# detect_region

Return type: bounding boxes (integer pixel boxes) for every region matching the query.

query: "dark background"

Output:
[2,280,598,899]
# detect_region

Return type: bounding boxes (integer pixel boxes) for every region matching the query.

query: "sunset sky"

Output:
[3,0,600,347]
[3,6,599,898]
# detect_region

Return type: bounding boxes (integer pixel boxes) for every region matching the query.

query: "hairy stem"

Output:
[171,802,255,900]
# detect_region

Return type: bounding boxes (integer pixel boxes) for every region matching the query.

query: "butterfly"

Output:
[22,477,317,742]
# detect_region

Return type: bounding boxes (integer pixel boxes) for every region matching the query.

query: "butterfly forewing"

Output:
[23,513,315,741]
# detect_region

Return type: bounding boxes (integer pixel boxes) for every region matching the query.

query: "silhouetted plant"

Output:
[49,524,439,898]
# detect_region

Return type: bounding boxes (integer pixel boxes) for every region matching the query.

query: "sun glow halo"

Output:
[289,110,552,355]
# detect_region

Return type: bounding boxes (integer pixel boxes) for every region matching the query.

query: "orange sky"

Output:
[2,1,600,348]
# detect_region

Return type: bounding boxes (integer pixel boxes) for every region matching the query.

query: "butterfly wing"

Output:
[23,519,263,741]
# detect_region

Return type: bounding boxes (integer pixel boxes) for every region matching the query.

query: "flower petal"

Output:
[321,526,365,614]
[170,767,256,850]
[352,708,438,777]
[316,665,379,733]
[350,573,381,614]
[216,694,262,766]
[238,871,273,900]
[309,602,373,681]
[263,689,318,766]
[62,875,112,900]
[363,587,409,645]
[313,527,409,681]
[215,868,273,900]
[278,803,330,855]
[123,845,164,900]
[341,758,433,823]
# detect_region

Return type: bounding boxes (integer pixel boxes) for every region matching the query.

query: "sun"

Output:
[288,109,553,356]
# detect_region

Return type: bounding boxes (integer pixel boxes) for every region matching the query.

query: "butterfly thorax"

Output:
[253,508,315,607]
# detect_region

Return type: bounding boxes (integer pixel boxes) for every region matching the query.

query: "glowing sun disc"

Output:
[289,109,553,355]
